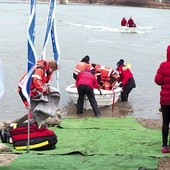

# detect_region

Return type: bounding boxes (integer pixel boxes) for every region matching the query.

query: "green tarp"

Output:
[2,117,165,170]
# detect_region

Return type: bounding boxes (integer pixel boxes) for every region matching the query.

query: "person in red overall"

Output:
[76,70,101,117]
[155,45,170,153]
[73,55,94,80]
[127,17,136,27]
[121,17,127,26]
[116,59,136,101]
[18,60,58,124]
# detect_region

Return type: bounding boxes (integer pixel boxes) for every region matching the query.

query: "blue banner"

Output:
[42,0,55,60]
[42,0,60,87]
[22,0,37,103]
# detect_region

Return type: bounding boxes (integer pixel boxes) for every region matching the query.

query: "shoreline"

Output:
[1,1,170,9]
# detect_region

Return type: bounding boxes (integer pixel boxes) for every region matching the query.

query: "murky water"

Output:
[0,1,170,121]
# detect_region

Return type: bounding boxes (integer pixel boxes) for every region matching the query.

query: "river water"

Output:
[0,1,170,121]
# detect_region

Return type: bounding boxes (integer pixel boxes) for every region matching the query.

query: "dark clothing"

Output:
[73,73,77,80]
[77,85,100,116]
[161,105,170,147]
[155,45,170,148]
[121,77,136,101]
[76,71,100,117]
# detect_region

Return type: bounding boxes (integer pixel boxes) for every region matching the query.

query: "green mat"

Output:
[1,117,164,170]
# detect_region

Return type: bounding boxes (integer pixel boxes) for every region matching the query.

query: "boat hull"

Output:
[65,84,122,110]
[119,26,137,33]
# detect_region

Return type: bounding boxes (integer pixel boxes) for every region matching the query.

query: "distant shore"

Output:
[39,0,170,9]
[1,0,170,9]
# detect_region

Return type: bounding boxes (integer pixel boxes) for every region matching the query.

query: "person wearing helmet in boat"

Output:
[17,59,58,123]
[127,17,136,27]
[73,55,94,80]
[121,17,127,27]
[92,63,119,90]
[76,70,101,117]
[116,59,136,101]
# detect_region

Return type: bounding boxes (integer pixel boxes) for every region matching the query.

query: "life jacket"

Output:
[95,66,115,81]
[73,61,93,76]
[18,60,51,98]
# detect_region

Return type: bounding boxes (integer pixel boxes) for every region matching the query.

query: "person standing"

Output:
[73,55,94,80]
[76,70,101,117]
[121,17,127,26]
[116,59,136,101]
[155,45,170,153]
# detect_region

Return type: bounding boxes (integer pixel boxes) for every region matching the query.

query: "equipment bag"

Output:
[10,122,58,150]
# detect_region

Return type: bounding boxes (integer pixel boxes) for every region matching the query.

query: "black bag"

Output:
[0,128,10,143]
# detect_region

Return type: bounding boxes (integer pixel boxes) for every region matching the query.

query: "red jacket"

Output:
[121,18,127,26]
[76,71,99,89]
[127,18,135,27]
[117,64,133,86]
[155,45,170,105]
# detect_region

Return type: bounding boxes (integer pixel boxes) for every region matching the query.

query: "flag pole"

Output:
[26,0,37,153]
[27,105,31,153]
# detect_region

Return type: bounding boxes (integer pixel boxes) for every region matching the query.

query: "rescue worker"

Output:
[127,17,136,27]
[76,70,101,117]
[73,55,94,80]
[121,17,127,26]
[92,63,119,90]
[17,59,58,123]
[116,59,136,101]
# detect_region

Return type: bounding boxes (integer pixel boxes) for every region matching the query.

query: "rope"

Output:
[112,90,116,112]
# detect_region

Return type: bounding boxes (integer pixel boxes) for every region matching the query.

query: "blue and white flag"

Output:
[42,0,60,88]
[22,0,37,104]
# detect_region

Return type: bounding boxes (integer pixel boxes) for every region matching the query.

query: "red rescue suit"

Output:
[117,64,133,86]
[18,60,53,108]
[95,65,115,81]
[121,18,127,26]
[94,65,118,90]
[73,61,94,79]
[127,18,135,27]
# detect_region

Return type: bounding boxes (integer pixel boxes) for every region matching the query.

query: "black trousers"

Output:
[161,105,170,147]
[121,77,136,101]
[77,85,100,116]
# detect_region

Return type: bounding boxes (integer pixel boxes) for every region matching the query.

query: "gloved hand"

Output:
[43,86,50,95]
